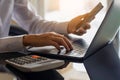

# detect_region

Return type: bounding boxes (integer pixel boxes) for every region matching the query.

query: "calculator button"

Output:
[31,55,40,59]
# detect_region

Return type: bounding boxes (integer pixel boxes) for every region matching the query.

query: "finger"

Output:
[75,27,86,35]
[61,36,73,51]
[83,23,91,30]
[54,34,73,51]
[46,40,61,51]
[51,37,71,52]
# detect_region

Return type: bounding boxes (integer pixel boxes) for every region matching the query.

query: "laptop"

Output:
[84,0,120,80]
[28,0,119,63]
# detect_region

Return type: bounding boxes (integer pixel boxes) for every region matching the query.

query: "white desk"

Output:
[58,63,90,80]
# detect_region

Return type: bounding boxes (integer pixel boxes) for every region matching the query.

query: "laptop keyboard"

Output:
[72,43,86,54]
[47,39,87,57]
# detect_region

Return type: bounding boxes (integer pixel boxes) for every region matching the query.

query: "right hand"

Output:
[23,32,73,52]
[67,13,94,35]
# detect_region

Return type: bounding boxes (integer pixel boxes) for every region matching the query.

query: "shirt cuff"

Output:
[54,22,68,35]
[0,35,25,53]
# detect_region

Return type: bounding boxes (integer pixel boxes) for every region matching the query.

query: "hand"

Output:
[23,32,73,52]
[67,13,94,35]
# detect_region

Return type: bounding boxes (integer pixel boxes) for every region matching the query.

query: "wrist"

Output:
[23,35,30,46]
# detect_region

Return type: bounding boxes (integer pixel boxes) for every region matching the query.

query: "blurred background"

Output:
[29,0,108,21]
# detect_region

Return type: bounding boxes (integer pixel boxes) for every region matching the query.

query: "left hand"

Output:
[67,13,94,35]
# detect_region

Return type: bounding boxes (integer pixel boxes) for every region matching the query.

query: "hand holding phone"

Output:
[76,2,104,32]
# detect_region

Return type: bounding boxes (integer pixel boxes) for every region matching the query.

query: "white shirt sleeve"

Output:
[0,35,25,53]
[0,0,68,53]
[13,0,68,35]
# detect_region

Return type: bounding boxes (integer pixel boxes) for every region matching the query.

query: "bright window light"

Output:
[45,0,106,22]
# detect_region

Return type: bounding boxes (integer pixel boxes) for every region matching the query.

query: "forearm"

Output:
[13,0,68,35]
[27,19,68,35]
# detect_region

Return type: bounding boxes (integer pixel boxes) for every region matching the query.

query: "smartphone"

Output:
[76,2,104,32]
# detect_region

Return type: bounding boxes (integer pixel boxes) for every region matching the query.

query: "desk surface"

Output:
[0,72,17,80]
[58,63,90,80]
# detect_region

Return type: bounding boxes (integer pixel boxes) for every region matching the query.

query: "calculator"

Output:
[5,55,65,72]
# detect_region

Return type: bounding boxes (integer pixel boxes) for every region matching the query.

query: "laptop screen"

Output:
[84,0,120,58]
[28,0,119,62]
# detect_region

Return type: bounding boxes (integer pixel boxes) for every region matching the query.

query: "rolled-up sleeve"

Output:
[0,35,25,53]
